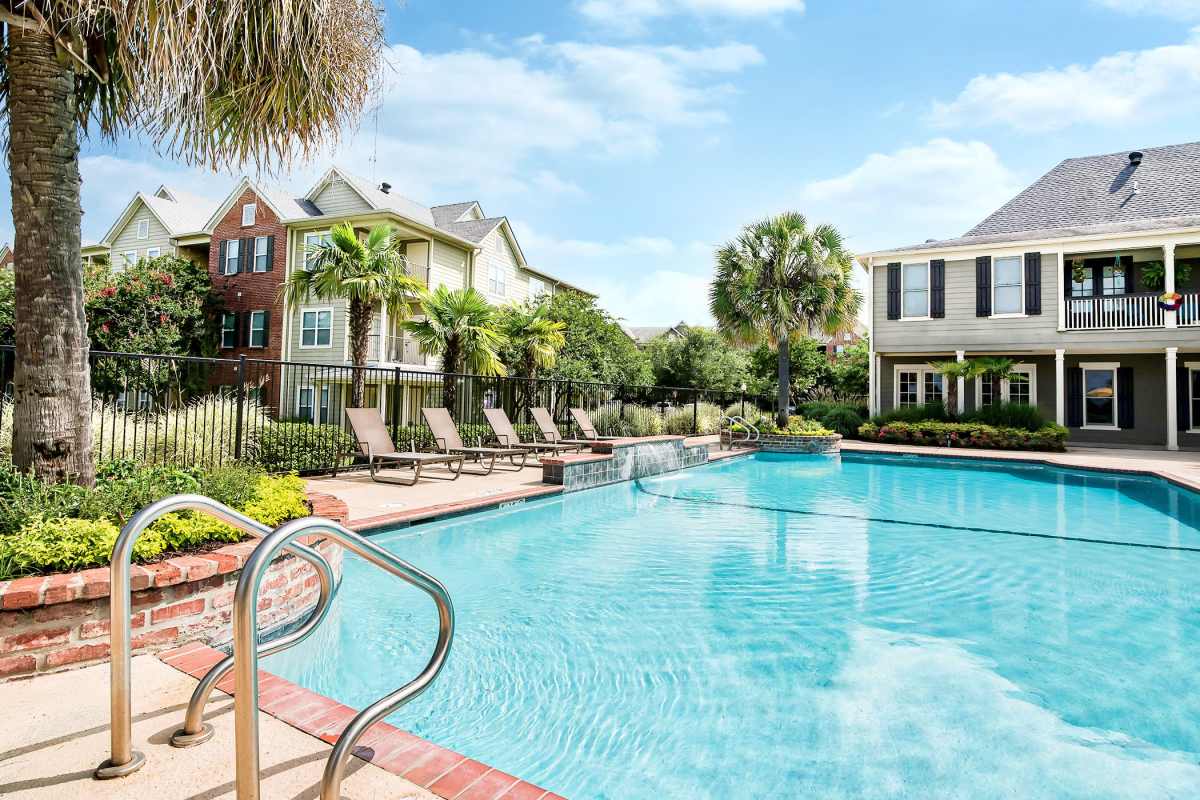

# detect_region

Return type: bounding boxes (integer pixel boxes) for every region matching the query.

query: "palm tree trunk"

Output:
[442,338,459,413]
[776,338,790,428]
[7,30,95,485]
[348,298,370,407]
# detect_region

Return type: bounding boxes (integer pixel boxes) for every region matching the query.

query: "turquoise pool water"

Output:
[267,453,1200,798]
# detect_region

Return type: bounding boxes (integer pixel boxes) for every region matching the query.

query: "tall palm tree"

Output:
[402,287,507,414]
[929,359,979,415]
[1,1,382,484]
[710,212,861,427]
[501,301,566,417]
[282,223,423,407]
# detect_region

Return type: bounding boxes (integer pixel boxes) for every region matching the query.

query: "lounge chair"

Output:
[569,408,623,442]
[421,407,529,473]
[531,407,597,448]
[483,408,583,459]
[345,408,464,486]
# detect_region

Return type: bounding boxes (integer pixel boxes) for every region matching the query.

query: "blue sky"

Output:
[5,0,1200,325]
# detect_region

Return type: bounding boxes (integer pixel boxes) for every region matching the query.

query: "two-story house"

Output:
[862,142,1200,451]
[82,186,213,269]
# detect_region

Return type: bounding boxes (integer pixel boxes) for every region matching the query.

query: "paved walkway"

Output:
[842,440,1200,491]
[0,655,434,799]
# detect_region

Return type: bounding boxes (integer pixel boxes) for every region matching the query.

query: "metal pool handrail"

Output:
[95,494,338,779]
[231,516,454,800]
[720,415,759,449]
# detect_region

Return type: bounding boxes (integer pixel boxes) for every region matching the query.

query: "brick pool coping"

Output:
[159,641,562,800]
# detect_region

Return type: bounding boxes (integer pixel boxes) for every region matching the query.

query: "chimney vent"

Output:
[1128,151,1143,166]
[379,182,392,194]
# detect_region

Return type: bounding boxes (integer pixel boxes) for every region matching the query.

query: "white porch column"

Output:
[1164,243,1177,329]
[872,355,881,416]
[868,351,877,416]
[1167,347,1179,450]
[1054,349,1066,426]
[955,350,966,414]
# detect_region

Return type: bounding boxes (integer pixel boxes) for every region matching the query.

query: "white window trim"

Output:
[297,385,316,422]
[990,255,1025,318]
[224,239,240,275]
[253,236,269,273]
[241,203,256,227]
[298,384,332,423]
[1186,361,1200,434]
[220,312,237,349]
[303,230,330,272]
[973,363,1037,408]
[136,219,149,240]
[248,310,267,349]
[893,364,945,407]
[1080,361,1120,431]
[899,261,931,321]
[299,306,334,349]
[145,247,161,259]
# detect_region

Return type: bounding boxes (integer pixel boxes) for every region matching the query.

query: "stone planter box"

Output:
[0,491,348,680]
[757,433,842,454]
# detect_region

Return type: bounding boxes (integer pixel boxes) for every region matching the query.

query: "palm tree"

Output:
[929,359,979,414]
[402,287,508,414]
[282,223,423,408]
[710,212,861,427]
[501,302,566,417]
[1,1,382,484]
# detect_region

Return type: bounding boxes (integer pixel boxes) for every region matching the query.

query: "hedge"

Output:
[857,421,1068,452]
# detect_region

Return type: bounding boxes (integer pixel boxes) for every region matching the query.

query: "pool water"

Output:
[267,453,1200,799]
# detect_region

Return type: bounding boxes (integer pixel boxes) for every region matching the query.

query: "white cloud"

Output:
[1093,0,1200,19]
[579,0,804,33]
[79,155,220,244]
[798,139,1023,250]
[930,28,1200,132]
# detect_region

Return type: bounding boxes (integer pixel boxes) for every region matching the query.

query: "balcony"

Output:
[1064,290,1200,330]
[366,334,428,366]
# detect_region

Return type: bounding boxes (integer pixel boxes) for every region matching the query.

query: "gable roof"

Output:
[305,167,438,228]
[438,216,505,245]
[99,189,217,245]
[430,202,481,227]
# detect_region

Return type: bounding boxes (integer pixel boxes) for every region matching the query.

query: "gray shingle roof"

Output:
[430,202,479,227]
[439,216,505,244]
[969,141,1200,237]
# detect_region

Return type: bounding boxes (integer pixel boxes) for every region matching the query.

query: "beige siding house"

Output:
[82,186,213,269]
[862,142,1200,451]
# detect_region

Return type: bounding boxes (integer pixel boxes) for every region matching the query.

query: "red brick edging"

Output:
[159,642,563,800]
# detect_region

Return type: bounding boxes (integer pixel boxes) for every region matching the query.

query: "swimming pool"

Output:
[267,452,1200,798]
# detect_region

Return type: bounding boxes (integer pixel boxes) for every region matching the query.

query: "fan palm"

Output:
[501,301,566,417]
[710,212,862,427]
[282,223,424,408]
[929,359,979,414]
[402,287,508,414]
[1,0,383,484]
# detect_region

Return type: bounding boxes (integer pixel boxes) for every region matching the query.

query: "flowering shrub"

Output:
[857,421,1068,452]
[759,416,835,437]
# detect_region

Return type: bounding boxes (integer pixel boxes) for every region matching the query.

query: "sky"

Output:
[4,0,1200,326]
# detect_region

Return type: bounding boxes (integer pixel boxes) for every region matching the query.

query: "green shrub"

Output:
[857,420,1068,452]
[722,402,769,427]
[761,416,834,436]
[817,407,864,438]
[664,402,723,435]
[871,402,951,425]
[798,400,869,421]
[248,422,356,473]
[0,517,124,578]
[960,402,1046,432]
[390,421,542,450]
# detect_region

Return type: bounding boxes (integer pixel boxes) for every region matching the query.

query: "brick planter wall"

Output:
[0,492,348,681]
[756,433,842,454]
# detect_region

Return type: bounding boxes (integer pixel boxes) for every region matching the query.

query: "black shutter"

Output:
[886,262,901,320]
[1177,367,1190,432]
[1117,366,1135,429]
[976,256,992,317]
[1063,257,1073,298]
[1066,367,1083,428]
[232,310,243,348]
[261,310,270,347]
[930,259,945,318]
[243,238,254,273]
[1024,252,1042,315]
[241,312,251,347]
[265,235,274,271]
[218,240,227,275]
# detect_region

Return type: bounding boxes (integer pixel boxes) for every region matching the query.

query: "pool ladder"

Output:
[720,414,760,450]
[95,494,455,800]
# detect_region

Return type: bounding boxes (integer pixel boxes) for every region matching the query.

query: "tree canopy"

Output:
[540,291,652,386]
[644,327,752,391]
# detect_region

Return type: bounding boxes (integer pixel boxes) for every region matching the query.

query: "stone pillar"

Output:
[1164,243,1177,329]
[1055,349,1066,426]
[955,350,966,415]
[1167,347,1178,451]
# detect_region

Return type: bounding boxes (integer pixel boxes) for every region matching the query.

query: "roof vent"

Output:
[379,182,391,194]
[925,238,937,243]
[1128,151,1143,166]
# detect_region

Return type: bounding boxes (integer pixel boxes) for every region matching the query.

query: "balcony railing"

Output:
[1181,291,1200,327]
[1064,292,1163,330]
[366,334,427,366]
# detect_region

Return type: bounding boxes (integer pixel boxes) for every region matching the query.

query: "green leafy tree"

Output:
[2,0,383,484]
[402,287,507,413]
[644,327,752,392]
[830,336,870,400]
[541,291,652,385]
[282,223,423,407]
[747,336,832,405]
[711,212,862,426]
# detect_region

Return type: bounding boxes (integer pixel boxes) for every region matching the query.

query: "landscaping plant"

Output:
[857,421,1068,452]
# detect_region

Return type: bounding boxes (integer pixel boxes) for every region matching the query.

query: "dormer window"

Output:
[241,203,256,227]
[136,219,149,240]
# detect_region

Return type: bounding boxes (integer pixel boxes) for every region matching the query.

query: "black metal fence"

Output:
[0,346,771,475]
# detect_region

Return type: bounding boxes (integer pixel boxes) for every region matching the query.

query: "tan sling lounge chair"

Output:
[346,408,464,486]
[531,407,597,448]
[421,407,529,473]
[483,408,583,459]
[569,408,622,441]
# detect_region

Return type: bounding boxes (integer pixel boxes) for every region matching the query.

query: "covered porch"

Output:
[1059,241,1200,331]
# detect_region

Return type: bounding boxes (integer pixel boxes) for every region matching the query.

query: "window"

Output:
[1071,269,1094,297]
[123,251,137,267]
[136,219,149,240]
[241,203,256,227]
[992,256,1023,315]
[977,365,1036,407]
[1008,372,1031,405]
[489,263,507,296]
[300,308,332,348]
[224,239,240,275]
[220,313,237,349]
[298,385,331,423]
[146,247,160,259]
[253,236,269,272]
[528,276,547,297]
[1101,264,1125,296]
[895,365,943,407]
[901,262,929,318]
[303,231,331,271]
[1188,366,1200,433]
[835,344,845,354]
[1082,364,1118,429]
[248,310,266,348]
